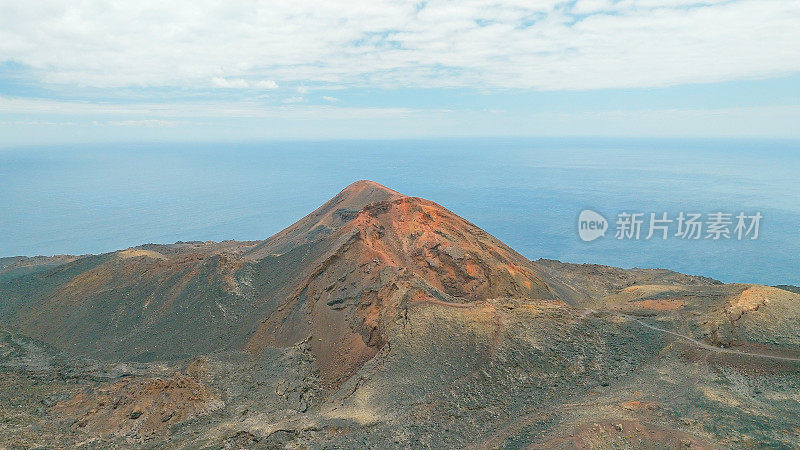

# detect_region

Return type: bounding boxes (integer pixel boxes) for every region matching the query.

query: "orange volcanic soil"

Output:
[245,181,561,387]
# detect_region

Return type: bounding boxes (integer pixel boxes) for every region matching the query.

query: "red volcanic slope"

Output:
[245,180,561,387]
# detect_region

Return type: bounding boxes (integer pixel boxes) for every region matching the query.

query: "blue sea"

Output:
[1,138,798,285]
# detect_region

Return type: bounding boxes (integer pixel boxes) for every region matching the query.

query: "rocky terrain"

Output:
[1,180,799,448]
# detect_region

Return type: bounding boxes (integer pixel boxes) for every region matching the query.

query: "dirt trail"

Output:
[474,311,800,449]
[621,314,800,362]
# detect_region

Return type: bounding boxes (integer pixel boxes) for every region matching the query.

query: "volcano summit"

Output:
[1,181,799,448]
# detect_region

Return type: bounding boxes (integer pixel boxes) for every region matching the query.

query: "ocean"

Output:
[1,138,798,285]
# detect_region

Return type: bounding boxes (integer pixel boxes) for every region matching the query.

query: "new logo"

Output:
[578,210,608,242]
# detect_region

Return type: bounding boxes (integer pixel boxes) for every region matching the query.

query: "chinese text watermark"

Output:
[579,210,762,242]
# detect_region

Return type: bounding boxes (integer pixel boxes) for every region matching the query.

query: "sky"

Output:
[1,0,799,145]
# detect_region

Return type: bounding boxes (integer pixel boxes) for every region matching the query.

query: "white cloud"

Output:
[253,79,279,89]
[211,77,278,89]
[571,0,615,15]
[322,96,339,102]
[0,0,798,91]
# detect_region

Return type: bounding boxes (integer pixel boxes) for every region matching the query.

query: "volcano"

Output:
[2,181,800,448]
[244,180,563,387]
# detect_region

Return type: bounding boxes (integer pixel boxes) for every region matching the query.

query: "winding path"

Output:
[620,313,800,362]
[474,311,800,448]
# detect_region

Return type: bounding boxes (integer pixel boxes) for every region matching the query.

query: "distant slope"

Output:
[540,260,800,352]
[775,284,800,294]
[0,255,81,282]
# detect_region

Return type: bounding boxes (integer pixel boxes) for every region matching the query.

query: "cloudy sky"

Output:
[1,0,799,145]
